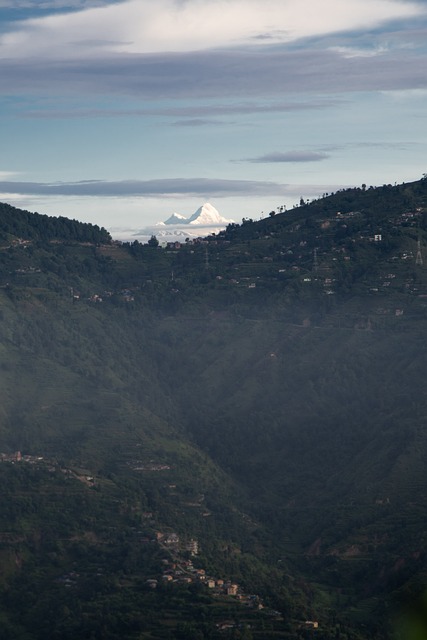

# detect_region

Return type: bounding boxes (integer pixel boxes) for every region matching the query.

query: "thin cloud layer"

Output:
[18,99,342,119]
[0,177,295,197]
[0,0,423,59]
[246,151,330,163]
[2,46,427,101]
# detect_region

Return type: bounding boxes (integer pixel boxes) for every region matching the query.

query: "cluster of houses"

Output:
[86,288,135,303]
[0,451,44,464]
[9,203,424,310]
[0,451,97,486]
[127,460,171,472]
[1,449,319,631]
[146,529,280,618]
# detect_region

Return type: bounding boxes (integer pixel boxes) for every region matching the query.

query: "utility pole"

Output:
[416,237,423,266]
[313,248,319,273]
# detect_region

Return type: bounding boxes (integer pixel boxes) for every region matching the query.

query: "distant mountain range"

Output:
[160,203,234,227]
[111,202,235,242]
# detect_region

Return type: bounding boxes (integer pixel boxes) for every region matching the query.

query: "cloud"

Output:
[0,1,115,9]
[171,118,225,127]
[382,87,427,100]
[0,177,296,197]
[329,45,389,58]
[18,99,342,119]
[0,170,21,178]
[2,45,427,103]
[319,141,420,152]
[245,151,330,163]
[0,178,356,208]
[0,0,423,60]
[0,1,426,103]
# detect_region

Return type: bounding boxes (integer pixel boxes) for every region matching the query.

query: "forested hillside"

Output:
[1,177,427,639]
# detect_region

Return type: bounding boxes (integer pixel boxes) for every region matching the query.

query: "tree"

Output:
[147,235,159,247]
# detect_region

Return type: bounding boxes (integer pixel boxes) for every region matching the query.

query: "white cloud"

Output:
[0,170,21,179]
[0,0,424,59]
[382,87,427,100]
[329,45,389,58]
[245,151,330,163]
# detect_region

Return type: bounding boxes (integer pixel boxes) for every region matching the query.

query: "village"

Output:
[147,528,292,633]
[0,451,319,633]
[3,198,427,327]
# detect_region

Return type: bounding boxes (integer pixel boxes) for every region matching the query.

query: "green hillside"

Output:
[1,177,427,639]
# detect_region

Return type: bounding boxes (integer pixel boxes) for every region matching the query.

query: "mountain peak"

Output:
[159,203,234,228]
[187,203,233,226]
[162,212,189,226]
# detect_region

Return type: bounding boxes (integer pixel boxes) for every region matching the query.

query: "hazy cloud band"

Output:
[1,47,427,102]
[0,178,294,197]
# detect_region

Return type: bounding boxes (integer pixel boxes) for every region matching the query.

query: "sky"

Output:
[1,0,427,239]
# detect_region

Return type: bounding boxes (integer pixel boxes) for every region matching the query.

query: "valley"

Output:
[1,179,427,639]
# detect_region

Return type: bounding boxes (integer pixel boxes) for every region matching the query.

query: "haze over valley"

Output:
[1,177,427,638]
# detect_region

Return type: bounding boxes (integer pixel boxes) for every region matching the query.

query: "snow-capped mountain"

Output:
[187,203,233,226]
[161,213,189,226]
[113,203,235,243]
[158,203,234,227]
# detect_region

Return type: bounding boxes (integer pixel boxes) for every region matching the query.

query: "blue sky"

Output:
[1,0,427,238]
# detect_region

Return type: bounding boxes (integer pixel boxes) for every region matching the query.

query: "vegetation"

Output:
[1,176,427,638]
